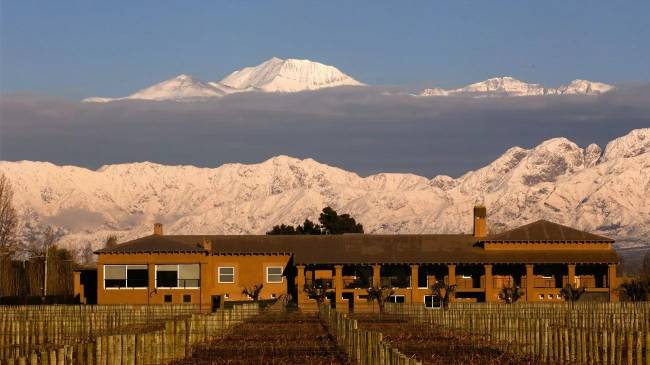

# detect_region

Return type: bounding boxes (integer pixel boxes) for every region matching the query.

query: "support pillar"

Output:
[568,264,576,287]
[608,264,618,302]
[447,264,456,302]
[410,265,419,288]
[372,264,381,288]
[526,264,535,302]
[484,264,494,302]
[334,265,344,303]
[296,265,306,304]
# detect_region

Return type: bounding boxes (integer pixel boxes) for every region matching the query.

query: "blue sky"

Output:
[1,1,649,100]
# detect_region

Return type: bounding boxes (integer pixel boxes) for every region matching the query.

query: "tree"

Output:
[560,284,586,306]
[642,252,650,278]
[319,207,363,234]
[104,235,118,248]
[430,279,456,309]
[80,243,95,265]
[304,279,331,305]
[498,285,524,304]
[266,207,363,235]
[242,284,264,301]
[296,219,322,235]
[619,279,649,302]
[0,174,18,254]
[367,285,394,314]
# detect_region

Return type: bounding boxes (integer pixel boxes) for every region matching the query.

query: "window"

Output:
[424,295,441,309]
[183,294,192,303]
[164,295,172,303]
[218,267,235,283]
[538,294,545,300]
[266,266,283,283]
[155,264,200,288]
[104,265,148,289]
[387,295,405,303]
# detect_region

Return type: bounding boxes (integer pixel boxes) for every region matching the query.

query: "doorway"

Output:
[211,295,222,312]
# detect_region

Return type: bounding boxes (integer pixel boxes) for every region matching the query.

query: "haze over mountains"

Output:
[1,129,648,253]
[83,57,613,102]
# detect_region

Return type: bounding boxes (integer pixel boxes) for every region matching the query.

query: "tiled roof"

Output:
[96,228,618,265]
[481,220,614,242]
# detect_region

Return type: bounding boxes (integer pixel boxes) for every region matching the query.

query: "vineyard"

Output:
[1,302,649,364]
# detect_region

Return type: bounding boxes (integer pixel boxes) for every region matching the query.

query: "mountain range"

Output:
[419,77,613,97]
[83,57,364,102]
[1,129,648,254]
[83,57,613,102]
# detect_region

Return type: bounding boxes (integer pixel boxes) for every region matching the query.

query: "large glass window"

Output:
[104,265,148,288]
[387,295,405,303]
[156,264,200,288]
[266,266,283,283]
[218,267,235,283]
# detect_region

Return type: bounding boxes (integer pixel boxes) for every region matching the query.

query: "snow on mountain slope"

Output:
[83,57,364,102]
[218,57,364,92]
[1,130,648,252]
[82,74,225,103]
[419,77,613,97]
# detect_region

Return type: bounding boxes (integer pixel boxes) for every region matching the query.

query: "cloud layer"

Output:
[1,85,649,177]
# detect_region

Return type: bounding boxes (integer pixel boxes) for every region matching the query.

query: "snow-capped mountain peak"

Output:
[83,57,364,102]
[1,129,648,252]
[218,57,365,92]
[82,74,224,103]
[418,77,614,98]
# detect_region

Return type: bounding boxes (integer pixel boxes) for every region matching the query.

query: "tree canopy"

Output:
[266,207,364,235]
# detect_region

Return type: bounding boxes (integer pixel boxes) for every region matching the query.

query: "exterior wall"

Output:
[95,245,618,308]
[96,252,291,308]
[210,255,291,302]
[97,252,209,306]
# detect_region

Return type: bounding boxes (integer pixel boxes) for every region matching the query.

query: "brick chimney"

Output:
[153,223,163,236]
[473,206,487,238]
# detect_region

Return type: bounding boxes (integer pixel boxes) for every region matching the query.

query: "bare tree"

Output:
[80,243,95,265]
[430,279,456,309]
[242,284,264,301]
[0,174,18,254]
[104,235,118,248]
[367,285,395,314]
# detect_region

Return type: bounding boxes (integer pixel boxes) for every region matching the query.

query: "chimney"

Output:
[201,238,212,253]
[153,223,163,236]
[473,206,487,238]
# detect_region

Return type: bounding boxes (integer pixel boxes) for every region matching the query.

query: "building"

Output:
[88,207,619,310]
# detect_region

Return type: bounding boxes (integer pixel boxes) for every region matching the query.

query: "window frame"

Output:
[387,295,406,303]
[218,266,235,284]
[266,266,284,284]
[423,295,442,309]
[103,264,148,290]
[155,264,201,289]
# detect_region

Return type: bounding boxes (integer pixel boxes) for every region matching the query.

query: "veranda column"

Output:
[484,264,494,302]
[410,265,419,304]
[296,265,307,305]
[568,264,576,287]
[608,264,618,302]
[372,264,381,288]
[525,264,535,302]
[334,265,344,303]
[447,264,456,302]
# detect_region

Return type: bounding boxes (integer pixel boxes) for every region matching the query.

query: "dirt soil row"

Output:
[352,314,544,365]
[172,310,349,365]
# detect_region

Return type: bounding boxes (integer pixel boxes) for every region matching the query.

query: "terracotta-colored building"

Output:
[90,207,619,310]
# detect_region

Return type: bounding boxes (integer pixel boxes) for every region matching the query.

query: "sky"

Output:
[1,1,649,100]
[0,2,649,177]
